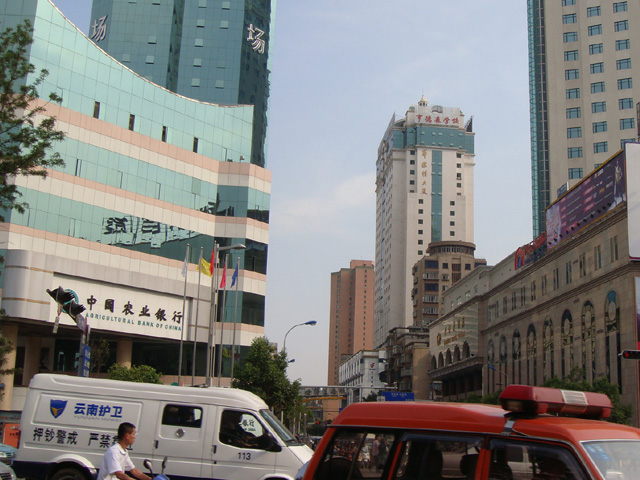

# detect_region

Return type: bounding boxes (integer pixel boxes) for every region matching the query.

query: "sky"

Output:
[51,1,532,386]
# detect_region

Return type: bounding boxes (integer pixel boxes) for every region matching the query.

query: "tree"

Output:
[108,364,162,384]
[232,337,303,427]
[0,19,65,222]
[0,334,17,401]
[89,338,111,374]
[0,19,66,388]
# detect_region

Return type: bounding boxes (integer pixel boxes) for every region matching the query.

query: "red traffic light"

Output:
[622,350,640,360]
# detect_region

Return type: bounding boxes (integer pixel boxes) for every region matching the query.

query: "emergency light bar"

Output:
[499,385,612,419]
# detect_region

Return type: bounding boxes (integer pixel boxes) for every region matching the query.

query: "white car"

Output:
[0,461,16,480]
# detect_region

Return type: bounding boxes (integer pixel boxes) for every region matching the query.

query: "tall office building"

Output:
[0,0,270,410]
[328,260,374,385]
[89,0,273,167]
[528,0,639,236]
[374,97,475,348]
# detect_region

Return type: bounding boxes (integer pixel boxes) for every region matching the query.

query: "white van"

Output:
[13,374,312,480]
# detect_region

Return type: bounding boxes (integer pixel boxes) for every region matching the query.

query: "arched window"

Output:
[604,291,621,388]
[561,310,574,379]
[462,341,470,359]
[512,329,521,385]
[454,345,461,363]
[582,301,596,382]
[543,317,554,381]
[487,340,495,392]
[430,356,437,370]
[527,324,537,385]
[499,335,508,377]
[446,349,452,366]
[438,352,444,369]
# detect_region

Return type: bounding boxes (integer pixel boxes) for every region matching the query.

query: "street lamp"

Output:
[206,242,246,387]
[282,320,317,353]
[488,365,509,387]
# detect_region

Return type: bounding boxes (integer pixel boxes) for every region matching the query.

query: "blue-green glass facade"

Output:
[89,0,274,167]
[0,0,269,326]
[528,0,549,237]
[392,125,475,154]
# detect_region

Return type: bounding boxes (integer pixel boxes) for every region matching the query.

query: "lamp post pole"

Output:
[282,320,317,353]
[489,365,509,388]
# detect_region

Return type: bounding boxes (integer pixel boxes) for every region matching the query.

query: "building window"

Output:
[587,6,601,16]
[589,43,603,55]
[568,147,583,158]
[193,137,199,153]
[566,262,572,285]
[93,101,100,119]
[614,20,629,32]
[622,138,636,149]
[148,35,157,44]
[562,0,575,5]
[566,107,581,118]
[191,78,200,87]
[563,14,577,24]
[620,118,635,130]
[592,101,606,113]
[531,281,536,301]
[128,114,135,131]
[566,88,580,99]
[161,126,168,142]
[450,211,455,216]
[616,39,630,50]
[590,81,605,93]
[195,38,204,47]
[418,219,423,224]
[418,230,423,235]
[565,69,579,80]
[541,275,547,296]
[594,245,602,270]
[610,236,619,262]
[220,20,229,29]
[579,253,587,278]
[594,142,608,153]
[564,50,579,61]
[619,98,633,109]
[617,58,632,70]
[589,62,604,74]
[588,24,602,36]
[553,268,560,291]
[563,32,578,43]
[145,55,154,64]
[592,121,607,133]
[568,168,583,179]
[567,127,582,138]
[614,2,628,13]
[196,19,205,27]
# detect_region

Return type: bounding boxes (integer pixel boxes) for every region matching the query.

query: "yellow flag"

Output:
[199,257,213,277]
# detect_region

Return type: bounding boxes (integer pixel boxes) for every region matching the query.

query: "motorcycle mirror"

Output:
[143,459,154,475]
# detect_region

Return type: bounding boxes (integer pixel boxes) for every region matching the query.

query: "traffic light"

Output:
[621,350,640,360]
[46,286,86,321]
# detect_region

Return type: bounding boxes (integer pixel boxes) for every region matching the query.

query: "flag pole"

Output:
[191,246,203,385]
[230,256,240,380]
[178,243,190,385]
[206,243,218,386]
[216,254,229,386]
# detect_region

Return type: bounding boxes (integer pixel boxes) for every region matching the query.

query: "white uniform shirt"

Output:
[97,443,135,480]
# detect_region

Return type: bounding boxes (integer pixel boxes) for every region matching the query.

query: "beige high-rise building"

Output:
[528,0,640,236]
[327,260,375,386]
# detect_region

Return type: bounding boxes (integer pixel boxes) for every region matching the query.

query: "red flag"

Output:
[210,245,215,276]
[219,262,227,289]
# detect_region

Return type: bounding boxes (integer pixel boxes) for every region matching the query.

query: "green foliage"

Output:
[542,369,632,425]
[0,334,15,400]
[232,337,303,427]
[89,339,110,373]
[0,19,65,221]
[107,364,162,384]
[462,391,501,405]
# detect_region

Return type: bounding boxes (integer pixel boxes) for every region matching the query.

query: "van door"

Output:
[154,403,207,477]
[208,409,277,479]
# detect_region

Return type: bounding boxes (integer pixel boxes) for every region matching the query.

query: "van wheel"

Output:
[50,467,89,480]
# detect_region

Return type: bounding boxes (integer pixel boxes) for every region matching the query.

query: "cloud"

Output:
[272,172,375,238]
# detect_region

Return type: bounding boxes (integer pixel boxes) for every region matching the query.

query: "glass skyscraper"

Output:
[89,0,274,167]
[0,0,270,411]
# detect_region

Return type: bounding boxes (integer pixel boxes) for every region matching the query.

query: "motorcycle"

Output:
[143,457,169,480]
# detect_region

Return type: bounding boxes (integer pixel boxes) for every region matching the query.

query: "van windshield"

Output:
[260,409,299,444]
[582,440,640,479]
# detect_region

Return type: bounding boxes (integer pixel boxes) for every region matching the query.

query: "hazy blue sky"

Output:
[51,0,532,386]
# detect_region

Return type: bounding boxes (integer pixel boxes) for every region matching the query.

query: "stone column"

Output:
[116,339,133,368]
[22,336,42,386]
[0,325,18,411]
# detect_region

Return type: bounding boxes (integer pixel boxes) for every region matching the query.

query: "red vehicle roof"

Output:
[330,401,640,443]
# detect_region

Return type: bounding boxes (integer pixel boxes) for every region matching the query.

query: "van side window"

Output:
[315,430,397,480]
[488,439,588,480]
[393,435,482,480]
[162,405,202,428]
[219,410,266,449]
